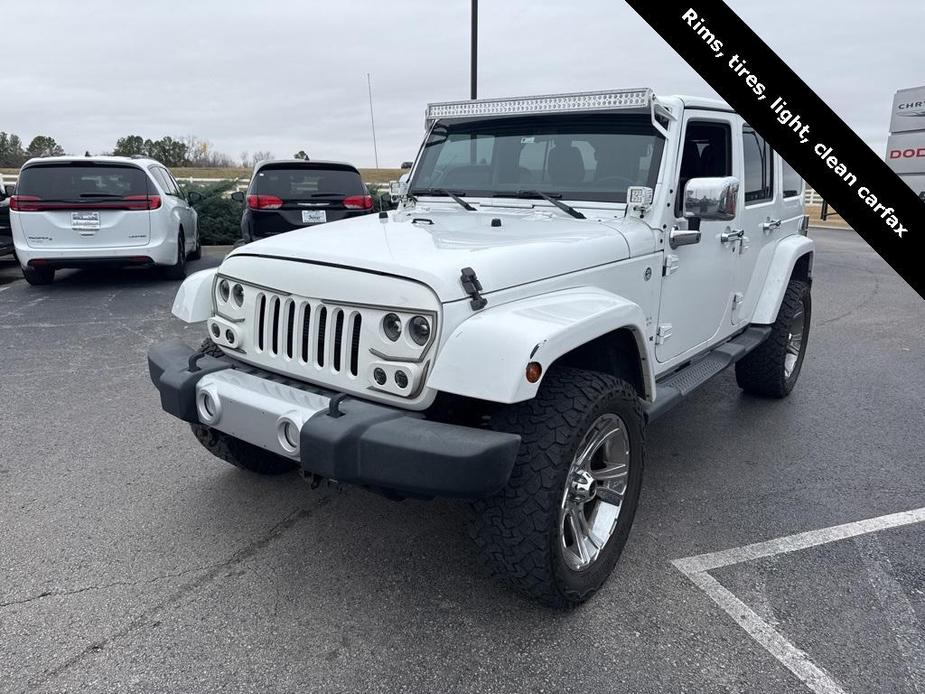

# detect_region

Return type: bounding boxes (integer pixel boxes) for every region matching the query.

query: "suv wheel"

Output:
[163,232,187,280]
[471,367,645,607]
[23,265,54,286]
[735,279,811,398]
[189,338,298,476]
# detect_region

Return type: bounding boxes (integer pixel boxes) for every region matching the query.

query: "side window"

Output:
[165,169,184,197]
[743,126,774,204]
[149,167,171,195]
[781,158,803,199]
[676,120,732,217]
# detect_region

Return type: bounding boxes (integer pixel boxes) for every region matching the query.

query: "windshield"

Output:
[411,114,664,203]
[17,163,153,200]
[252,166,365,199]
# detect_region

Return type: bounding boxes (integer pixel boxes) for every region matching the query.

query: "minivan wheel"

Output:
[188,233,202,261]
[471,368,645,607]
[163,232,187,280]
[23,265,55,286]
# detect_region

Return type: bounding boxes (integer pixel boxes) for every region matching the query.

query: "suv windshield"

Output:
[252,165,366,199]
[17,163,153,200]
[411,114,664,203]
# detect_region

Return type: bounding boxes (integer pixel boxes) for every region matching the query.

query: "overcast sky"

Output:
[1,0,922,168]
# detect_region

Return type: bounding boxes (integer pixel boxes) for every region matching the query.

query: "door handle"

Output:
[760,219,782,232]
[721,228,745,243]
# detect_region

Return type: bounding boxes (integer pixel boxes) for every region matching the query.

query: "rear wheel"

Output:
[23,265,54,286]
[189,338,298,475]
[735,279,811,397]
[188,230,202,260]
[471,368,645,607]
[163,232,187,280]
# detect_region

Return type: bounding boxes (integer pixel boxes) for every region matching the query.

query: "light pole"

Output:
[367,72,380,169]
[470,0,478,100]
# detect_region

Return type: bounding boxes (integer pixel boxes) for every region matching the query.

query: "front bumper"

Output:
[147,340,520,499]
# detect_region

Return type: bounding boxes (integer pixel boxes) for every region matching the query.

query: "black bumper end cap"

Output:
[147,340,232,423]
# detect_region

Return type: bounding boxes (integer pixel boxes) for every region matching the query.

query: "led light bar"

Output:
[426,89,654,126]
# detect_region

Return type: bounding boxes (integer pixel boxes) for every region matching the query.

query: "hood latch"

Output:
[460,267,488,311]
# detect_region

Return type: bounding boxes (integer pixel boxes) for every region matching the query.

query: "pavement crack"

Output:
[31,498,329,687]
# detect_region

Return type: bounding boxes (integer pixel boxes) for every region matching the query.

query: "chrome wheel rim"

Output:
[784,305,805,379]
[559,413,631,572]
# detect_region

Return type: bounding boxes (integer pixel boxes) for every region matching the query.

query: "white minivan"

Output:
[9,156,201,285]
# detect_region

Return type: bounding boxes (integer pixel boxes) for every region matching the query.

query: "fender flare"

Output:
[751,235,814,325]
[428,287,653,404]
[171,268,217,323]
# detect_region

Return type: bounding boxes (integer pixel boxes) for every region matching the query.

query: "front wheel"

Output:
[736,279,811,398]
[471,368,645,607]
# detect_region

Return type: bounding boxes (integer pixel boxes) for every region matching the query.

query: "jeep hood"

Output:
[229,205,656,303]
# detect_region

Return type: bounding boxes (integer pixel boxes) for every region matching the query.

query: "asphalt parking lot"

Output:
[1,227,923,693]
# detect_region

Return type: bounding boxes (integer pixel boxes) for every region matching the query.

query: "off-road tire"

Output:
[471,367,645,607]
[189,338,298,475]
[22,265,55,286]
[735,279,811,398]
[163,232,187,281]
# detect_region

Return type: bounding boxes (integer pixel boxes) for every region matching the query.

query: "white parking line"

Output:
[672,506,925,694]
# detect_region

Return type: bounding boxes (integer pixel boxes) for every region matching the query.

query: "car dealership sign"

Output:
[890,86,925,134]
[887,86,925,199]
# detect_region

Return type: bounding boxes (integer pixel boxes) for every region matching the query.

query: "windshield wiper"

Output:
[409,187,475,212]
[510,190,586,219]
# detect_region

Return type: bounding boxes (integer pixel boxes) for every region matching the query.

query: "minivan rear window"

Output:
[17,164,153,201]
[252,167,365,199]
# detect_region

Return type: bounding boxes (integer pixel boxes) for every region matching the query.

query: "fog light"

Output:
[373,368,387,385]
[225,329,235,346]
[210,323,220,338]
[394,370,409,389]
[283,421,298,449]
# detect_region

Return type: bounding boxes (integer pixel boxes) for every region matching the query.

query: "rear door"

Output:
[13,162,155,249]
[248,164,371,236]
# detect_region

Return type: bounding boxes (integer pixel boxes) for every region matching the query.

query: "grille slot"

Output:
[300,304,311,363]
[256,294,267,351]
[270,296,280,355]
[350,314,361,377]
[285,300,296,359]
[316,306,328,367]
[332,310,345,372]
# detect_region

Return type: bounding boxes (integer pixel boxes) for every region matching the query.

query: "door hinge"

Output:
[663,254,680,276]
[655,323,673,344]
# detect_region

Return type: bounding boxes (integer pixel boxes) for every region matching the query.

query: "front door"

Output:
[656,113,740,363]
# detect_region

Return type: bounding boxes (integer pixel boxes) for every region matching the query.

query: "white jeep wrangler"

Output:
[149,89,813,606]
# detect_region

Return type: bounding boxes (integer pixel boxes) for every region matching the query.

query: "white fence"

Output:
[0,172,825,205]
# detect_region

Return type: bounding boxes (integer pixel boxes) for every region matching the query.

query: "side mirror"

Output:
[400,161,413,170]
[187,191,203,205]
[230,191,245,203]
[683,176,739,231]
[3,185,12,197]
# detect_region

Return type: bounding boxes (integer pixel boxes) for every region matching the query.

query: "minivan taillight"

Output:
[9,195,40,211]
[123,195,161,210]
[343,195,373,210]
[247,194,284,210]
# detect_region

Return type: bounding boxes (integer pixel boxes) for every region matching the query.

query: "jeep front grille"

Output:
[254,291,363,377]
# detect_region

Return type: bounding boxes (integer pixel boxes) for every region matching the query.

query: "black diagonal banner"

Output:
[625,0,925,300]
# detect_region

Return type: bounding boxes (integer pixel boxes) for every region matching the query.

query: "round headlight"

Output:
[382,313,402,341]
[232,284,244,307]
[409,316,431,346]
[218,279,230,302]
